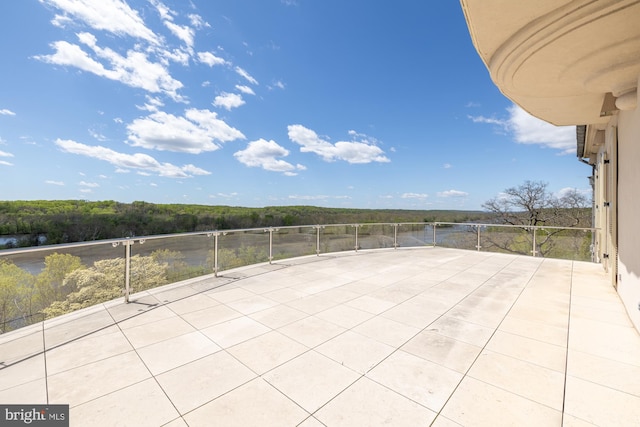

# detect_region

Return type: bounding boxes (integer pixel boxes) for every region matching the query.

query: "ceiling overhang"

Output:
[460,0,640,126]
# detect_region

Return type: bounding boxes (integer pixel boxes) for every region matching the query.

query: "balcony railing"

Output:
[0,222,595,333]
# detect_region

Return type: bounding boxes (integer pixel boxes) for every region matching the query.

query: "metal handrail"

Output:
[0,222,598,260]
[0,221,597,332]
[0,221,596,256]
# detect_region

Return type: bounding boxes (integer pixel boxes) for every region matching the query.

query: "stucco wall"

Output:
[617,106,640,331]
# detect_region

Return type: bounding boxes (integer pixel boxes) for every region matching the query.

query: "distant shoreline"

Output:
[0,200,493,248]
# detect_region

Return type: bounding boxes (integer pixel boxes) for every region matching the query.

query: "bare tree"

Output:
[482,181,591,257]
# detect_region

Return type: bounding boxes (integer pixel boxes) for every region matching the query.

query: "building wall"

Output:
[617,106,640,331]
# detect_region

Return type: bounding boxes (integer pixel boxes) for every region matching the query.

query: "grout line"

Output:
[106,304,187,424]
[560,261,575,425]
[41,320,49,404]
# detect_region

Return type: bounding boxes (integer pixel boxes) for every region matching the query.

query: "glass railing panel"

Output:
[129,233,215,292]
[397,223,434,247]
[272,226,317,260]
[534,227,593,261]
[478,225,533,256]
[0,221,598,335]
[0,241,120,333]
[320,224,358,253]
[217,229,270,271]
[357,224,395,250]
[434,224,479,251]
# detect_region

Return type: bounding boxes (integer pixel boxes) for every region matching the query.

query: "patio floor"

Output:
[1,247,639,426]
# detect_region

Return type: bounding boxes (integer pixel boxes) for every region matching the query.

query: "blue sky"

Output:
[0,0,590,210]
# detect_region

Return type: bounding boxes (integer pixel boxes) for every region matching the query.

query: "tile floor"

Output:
[1,247,639,426]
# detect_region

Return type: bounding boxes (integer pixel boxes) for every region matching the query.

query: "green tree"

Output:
[207,248,243,271]
[151,249,191,281]
[43,255,169,318]
[482,181,591,257]
[482,181,590,227]
[0,260,35,332]
[237,245,268,265]
[34,253,84,311]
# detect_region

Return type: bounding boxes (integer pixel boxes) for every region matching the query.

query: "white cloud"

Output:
[127,108,245,153]
[287,124,390,164]
[88,128,107,141]
[55,138,211,178]
[468,115,505,126]
[437,189,469,198]
[159,47,191,66]
[469,104,575,154]
[189,14,209,29]
[181,163,211,175]
[507,105,575,154]
[136,95,164,113]
[35,32,184,100]
[41,0,159,44]
[164,22,192,47]
[0,160,13,166]
[0,150,14,157]
[234,139,305,176]
[45,180,64,186]
[210,192,239,199]
[149,0,173,21]
[347,129,381,145]
[235,85,255,95]
[213,92,245,110]
[269,80,285,90]
[555,187,591,199]
[288,194,331,201]
[0,109,16,116]
[401,193,428,199]
[235,66,258,85]
[197,51,227,67]
[443,163,452,169]
[160,15,194,47]
[79,181,99,187]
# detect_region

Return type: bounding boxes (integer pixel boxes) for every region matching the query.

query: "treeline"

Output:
[0,200,492,248]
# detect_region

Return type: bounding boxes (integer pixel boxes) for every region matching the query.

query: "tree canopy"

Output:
[0,200,492,248]
[481,180,592,258]
[482,180,591,227]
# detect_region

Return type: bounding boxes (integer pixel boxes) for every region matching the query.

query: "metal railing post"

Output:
[124,238,131,303]
[532,227,538,256]
[315,225,322,256]
[354,224,360,252]
[433,223,437,246]
[214,232,220,277]
[476,226,482,251]
[394,224,399,249]
[267,227,274,264]
[207,232,219,277]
